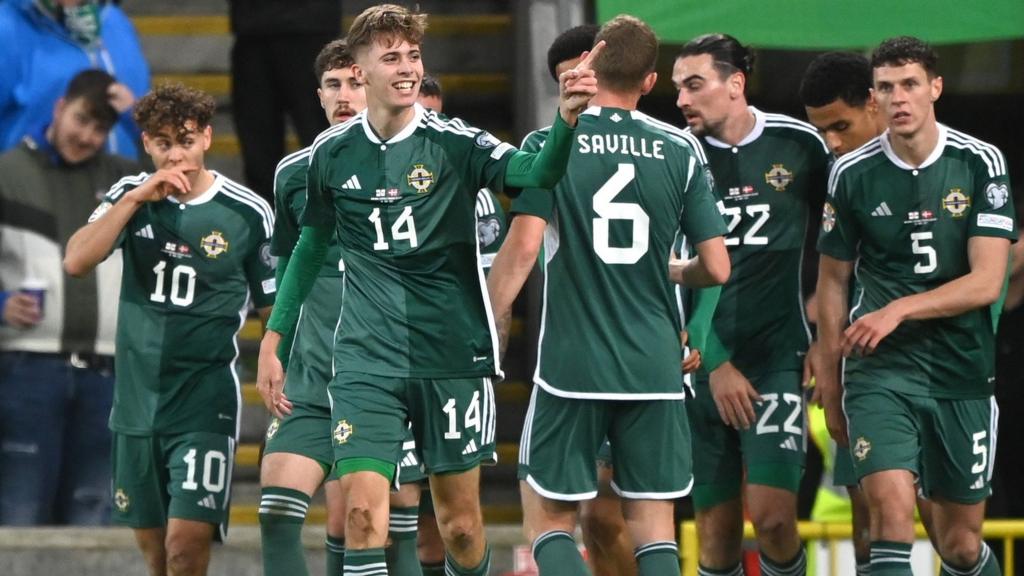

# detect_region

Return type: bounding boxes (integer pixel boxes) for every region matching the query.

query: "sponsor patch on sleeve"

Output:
[262,278,277,294]
[977,213,1014,232]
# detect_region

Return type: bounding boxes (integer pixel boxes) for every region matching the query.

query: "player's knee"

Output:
[580,506,624,550]
[750,506,796,545]
[438,513,483,555]
[164,538,206,576]
[937,527,982,568]
[346,503,384,543]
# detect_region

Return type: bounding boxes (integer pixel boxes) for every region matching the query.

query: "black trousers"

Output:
[231,33,334,202]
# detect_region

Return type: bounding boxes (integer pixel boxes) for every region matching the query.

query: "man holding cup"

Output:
[0,69,140,525]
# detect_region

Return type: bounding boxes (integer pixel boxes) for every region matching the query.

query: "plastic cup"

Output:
[19,278,47,316]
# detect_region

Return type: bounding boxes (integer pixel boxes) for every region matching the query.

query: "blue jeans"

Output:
[0,351,114,525]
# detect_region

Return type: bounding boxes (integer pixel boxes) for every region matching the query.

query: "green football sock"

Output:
[386,506,422,576]
[259,487,311,576]
[345,548,389,575]
[761,545,806,576]
[635,541,680,576]
[941,542,1001,576]
[445,545,491,575]
[698,562,744,576]
[326,535,345,576]
[870,541,913,576]
[533,530,590,576]
[420,562,445,575]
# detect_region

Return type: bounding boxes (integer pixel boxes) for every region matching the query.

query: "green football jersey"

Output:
[272,147,344,408]
[476,187,506,270]
[698,107,829,377]
[302,105,516,378]
[517,106,726,399]
[818,125,1017,399]
[95,171,277,437]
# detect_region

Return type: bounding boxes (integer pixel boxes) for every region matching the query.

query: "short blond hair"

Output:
[348,4,427,57]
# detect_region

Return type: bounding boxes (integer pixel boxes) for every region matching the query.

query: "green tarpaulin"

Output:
[596,1,1024,49]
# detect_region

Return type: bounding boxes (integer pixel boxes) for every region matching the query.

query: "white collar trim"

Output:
[167,170,222,206]
[879,123,948,170]
[361,103,425,144]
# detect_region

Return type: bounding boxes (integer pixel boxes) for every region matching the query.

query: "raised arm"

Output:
[65,169,192,277]
[669,236,730,287]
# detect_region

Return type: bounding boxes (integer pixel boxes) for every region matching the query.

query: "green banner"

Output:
[596,1,1024,49]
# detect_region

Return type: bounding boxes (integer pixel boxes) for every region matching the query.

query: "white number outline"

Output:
[756,392,803,435]
[911,231,937,274]
[369,206,419,251]
[441,391,482,441]
[151,261,197,306]
[723,203,771,246]
[592,163,649,264]
[182,448,228,493]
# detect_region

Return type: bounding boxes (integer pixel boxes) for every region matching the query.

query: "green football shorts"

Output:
[329,372,496,478]
[688,370,806,510]
[263,401,334,472]
[844,384,997,504]
[112,431,234,540]
[518,386,693,501]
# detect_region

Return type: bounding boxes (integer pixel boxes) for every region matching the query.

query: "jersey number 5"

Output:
[593,163,649,264]
[911,231,937,274]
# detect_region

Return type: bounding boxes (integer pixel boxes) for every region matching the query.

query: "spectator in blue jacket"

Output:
[0,0,150,160]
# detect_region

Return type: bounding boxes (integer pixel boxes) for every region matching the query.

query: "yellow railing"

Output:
[679,520,1024,576]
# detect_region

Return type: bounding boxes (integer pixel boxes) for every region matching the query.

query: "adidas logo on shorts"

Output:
[971,476,986,490]
[778,436,799,452]
[400,451,419,468]
[197,494,217,510]
[462,439,478,455]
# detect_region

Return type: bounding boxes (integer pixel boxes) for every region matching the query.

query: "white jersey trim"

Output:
[273,146,312,197]
[361,103,424,144]
[827,139,884,197]
[632,110,708,165]
[309,114,362,157]
[106,172,149,201]
[878,124,948,170]
[220,176,275,237]
[946,127,1007,178]
[610,476,694,500]
[525,474,597,502]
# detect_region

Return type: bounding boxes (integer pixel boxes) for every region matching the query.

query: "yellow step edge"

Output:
[152,73,508,99]
[133,14,510,37]
[239,317,523,343]
[229,503,521,525]
[242,380,530,406]
[234,442,519,468]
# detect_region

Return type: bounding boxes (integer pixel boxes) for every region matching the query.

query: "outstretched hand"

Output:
[558,40,605,127]
[256,331,292,419]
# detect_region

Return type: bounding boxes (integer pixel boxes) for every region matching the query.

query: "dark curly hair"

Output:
[871,36,938,77]
[799,52,872,108]
[133,84,216,136]
[547,24,599,81]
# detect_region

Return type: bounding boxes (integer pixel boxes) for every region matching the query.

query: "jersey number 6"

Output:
[593,163,649,265]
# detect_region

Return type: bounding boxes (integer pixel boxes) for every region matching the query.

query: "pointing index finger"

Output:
[575,40,606,72]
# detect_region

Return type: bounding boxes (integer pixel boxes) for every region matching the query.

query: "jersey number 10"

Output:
[151,261,197,306]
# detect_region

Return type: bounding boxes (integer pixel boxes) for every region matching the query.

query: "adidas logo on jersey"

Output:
[400,451,419,468]
[341,175,362,190]
[134,224,155,239]
[871,202,893,217]
[778,436,800,452]
[971,476,986,490]
[197,494,217,510]
[462,439,479,456]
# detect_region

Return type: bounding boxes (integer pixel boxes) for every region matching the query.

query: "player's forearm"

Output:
[889,237,1010,322]
[686,285,721,354]
[672,237,730,287]
[271,254,297,368]
[815,262,851,376]
[504,112,574,190]
[64,196,143,277]
[266,226,331,336]
[487,246,538,358]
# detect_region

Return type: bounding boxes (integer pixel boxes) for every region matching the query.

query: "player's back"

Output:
[535,107,721,399]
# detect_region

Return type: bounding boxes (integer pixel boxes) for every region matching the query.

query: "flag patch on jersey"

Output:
[200,231,229,258]
[407,164,434,194]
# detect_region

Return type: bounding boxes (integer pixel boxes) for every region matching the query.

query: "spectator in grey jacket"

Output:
[0,69,140,526]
